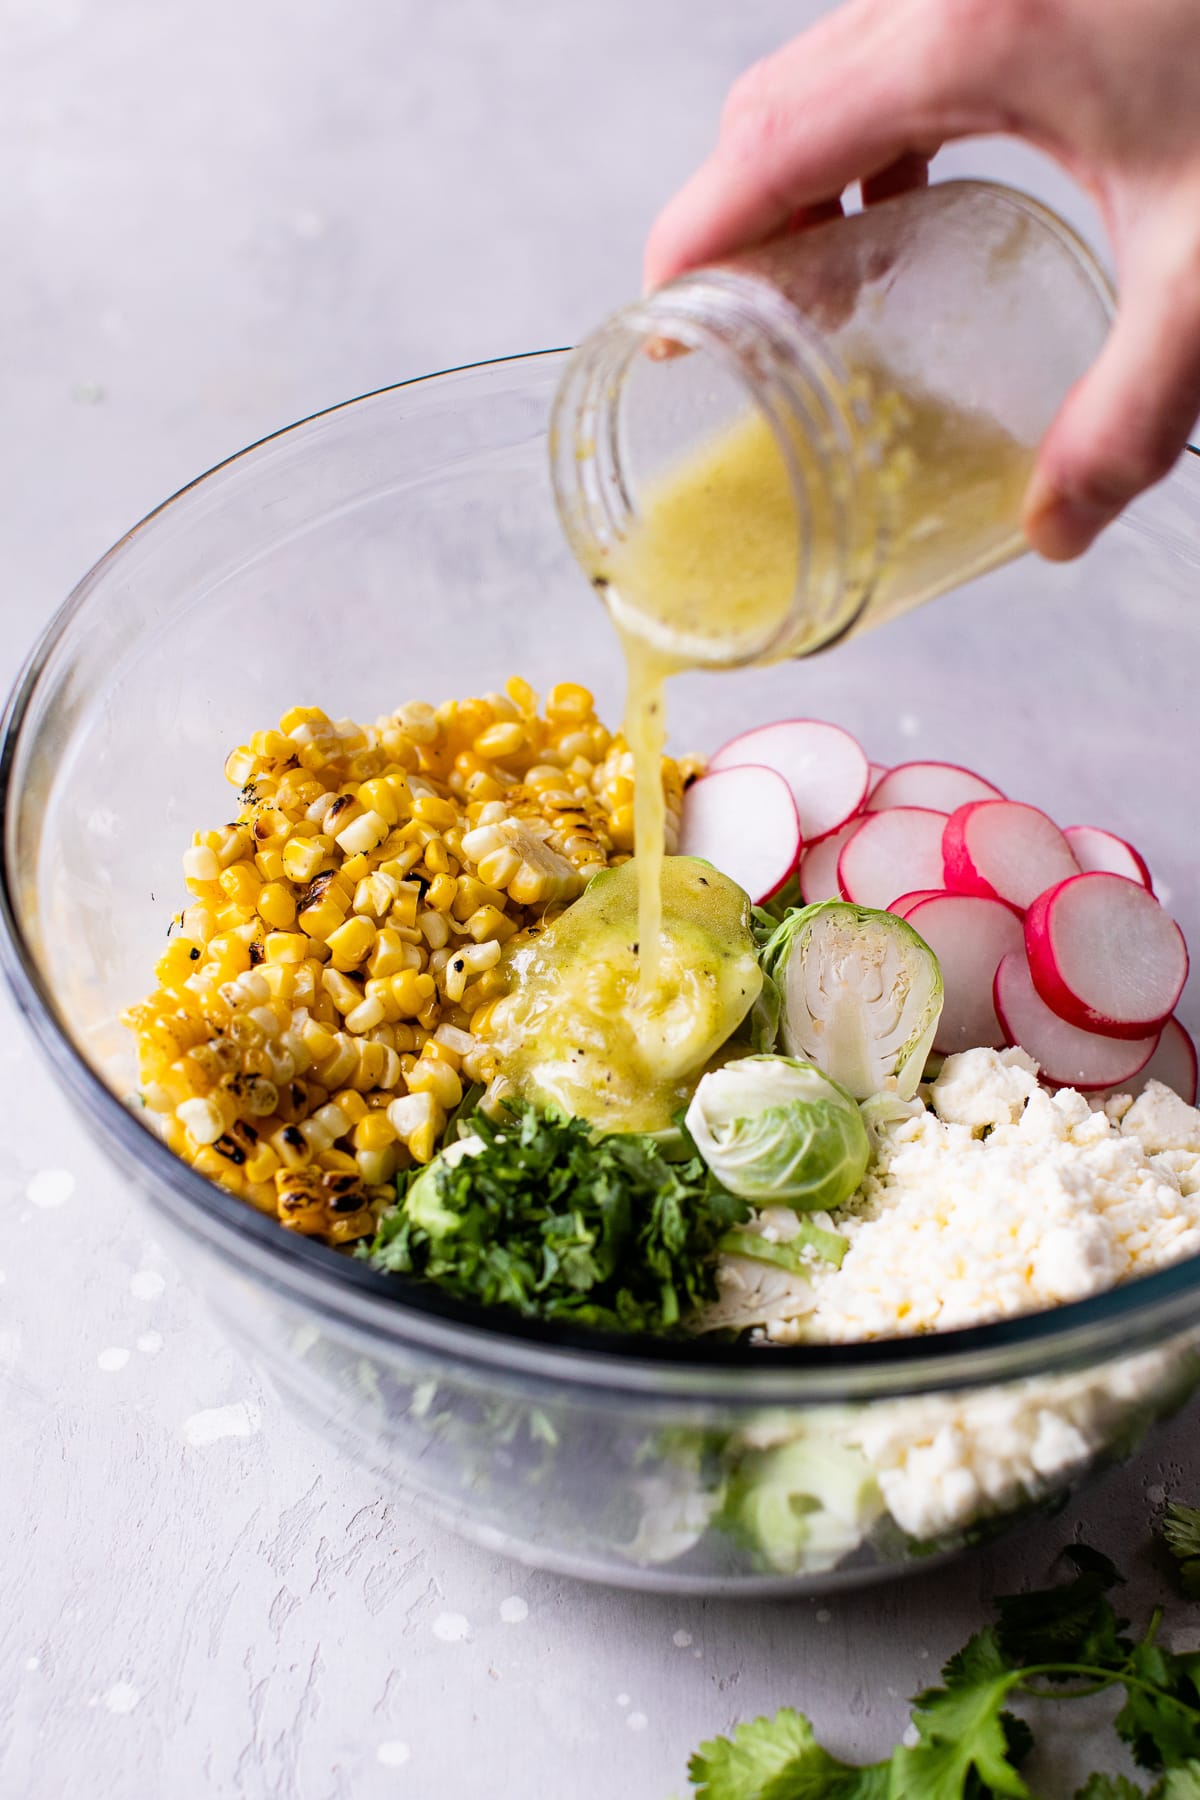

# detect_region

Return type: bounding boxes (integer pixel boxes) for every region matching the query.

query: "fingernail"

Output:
[1023,480,1115,563]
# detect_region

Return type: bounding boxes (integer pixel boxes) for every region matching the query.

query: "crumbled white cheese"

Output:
[724,1053,1200,1346]
[698,1050,1200,1546]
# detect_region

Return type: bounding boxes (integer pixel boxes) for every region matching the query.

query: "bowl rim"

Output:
[3,349,1200,1403]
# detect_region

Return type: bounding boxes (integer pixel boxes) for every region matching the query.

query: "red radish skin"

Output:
[993,952,1159,1090]
[1024,873,1188,1040]
[837,807,947,909]
[943,800,1080,911]
[867,761,1005,816]
[1064,824,1153,891]
[905,894,1026,1053]
[799,819,861,906]
[709,720,869,844]
[678,764,801,905]
[890,888,949,919]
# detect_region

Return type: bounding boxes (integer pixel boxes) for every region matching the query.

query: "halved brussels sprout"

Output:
[758,902,943,1100]
[685,1055,868,1210]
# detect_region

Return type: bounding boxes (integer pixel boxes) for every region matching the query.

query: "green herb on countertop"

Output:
[684,1517,1200,1799]
[367,1104,747,1332]
[1162,1503,1200,1602]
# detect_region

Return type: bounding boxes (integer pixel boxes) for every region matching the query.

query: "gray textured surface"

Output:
[1,3,1196,1797]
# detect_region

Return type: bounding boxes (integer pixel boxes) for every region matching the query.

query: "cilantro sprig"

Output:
[369,1104,746,1332]
[686,1530,1200,1800]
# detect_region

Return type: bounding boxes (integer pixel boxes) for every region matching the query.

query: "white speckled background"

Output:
[3,3,1199,1796]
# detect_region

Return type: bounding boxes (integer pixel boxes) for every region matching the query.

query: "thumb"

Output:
[1024,235,1200,561]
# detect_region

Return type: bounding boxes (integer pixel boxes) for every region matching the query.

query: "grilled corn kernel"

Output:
[326,915,377,971]
[257,882,297,930]
[282,837,326,884]
[353,1111,397,1152]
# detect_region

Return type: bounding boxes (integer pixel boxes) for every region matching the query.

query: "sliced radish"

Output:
[994,952,1158,1090]
[837,808,947,909]
[1063,825,1153,891]
[867,762,889,796]
[799,819,861,906]
[867,761,1005,816]
[708,720,869,844]
[890,888,949,920]
[1104,1018,1198,1105]
[943,801,1080,911]
[678,764,801,904]
[904,894,1026,1053]
[1024,873,1188,1040]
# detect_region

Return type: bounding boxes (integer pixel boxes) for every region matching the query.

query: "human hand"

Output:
[644,0,1200,560]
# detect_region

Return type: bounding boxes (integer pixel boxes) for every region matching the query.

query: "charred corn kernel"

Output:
[298,894,346,941]
[463,905,516,945]
[424,873,457,913]
[442,939,501,1004]
[282,837,325,884]
[257,882,297,930]
[334,810,386,857]
[155,939,203,987]
[183,844,220,884]
[328,1205,379,1243]
[276,1172,325,1232]
[418,909,449,951]
[353,1111,397,1152]
[326,915,377,971]
[505,675,538,715]
[345,995,386,1035]
[473,721,525,760]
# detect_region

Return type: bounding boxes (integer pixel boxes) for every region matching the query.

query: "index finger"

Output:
[643,2,959,289]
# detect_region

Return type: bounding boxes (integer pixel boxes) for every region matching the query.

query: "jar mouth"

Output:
[550,271,880,671]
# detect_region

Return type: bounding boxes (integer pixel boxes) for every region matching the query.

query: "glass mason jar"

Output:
[550,180,1115,668]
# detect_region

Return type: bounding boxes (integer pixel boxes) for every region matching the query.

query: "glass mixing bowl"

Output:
[3,352,1200,1595]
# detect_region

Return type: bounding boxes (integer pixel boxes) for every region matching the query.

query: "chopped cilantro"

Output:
[368,1105,747,1332]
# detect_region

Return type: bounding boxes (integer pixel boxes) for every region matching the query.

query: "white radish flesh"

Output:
[943,800,1080,911]
[1024,872,1188,1039]
[993,952,1158,1089]
[890,888,949,919]
[904,894,1026,1054]
[799,819,861,906]
[837,808,947,909]
[867,761,1005,815]
[678,764,801,905]
[709,720,869,844]
[1106,1017,1198,1105]
[1064,824,1153,890]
